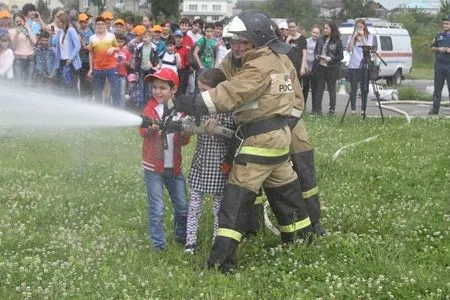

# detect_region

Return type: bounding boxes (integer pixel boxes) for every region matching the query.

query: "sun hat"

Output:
[78,13,89,22]
[100,11,113,20]
[127,73,137,82]
[152,24,162,32]
[115,18,125,25]
[133,25,145,36]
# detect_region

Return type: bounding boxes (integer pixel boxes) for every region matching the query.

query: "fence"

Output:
[412,35,434,67]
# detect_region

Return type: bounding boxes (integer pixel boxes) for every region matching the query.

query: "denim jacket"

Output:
[35,46,56,77]
[52,26,81,72]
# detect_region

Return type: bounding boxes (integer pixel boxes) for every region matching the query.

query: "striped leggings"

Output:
[185,190,223,247]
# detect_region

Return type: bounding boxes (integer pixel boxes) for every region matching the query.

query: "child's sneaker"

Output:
[184,244,196,255]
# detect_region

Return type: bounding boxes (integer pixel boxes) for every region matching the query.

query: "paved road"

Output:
[305,91,450,118]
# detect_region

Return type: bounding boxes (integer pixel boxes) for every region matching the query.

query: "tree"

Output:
[336,0,377,20]
[35,0,50,22]
[260,0,319,29]
[149,0,180,22]
[439,0,450,20]
[390,8,435,35]
[90,0,105,15]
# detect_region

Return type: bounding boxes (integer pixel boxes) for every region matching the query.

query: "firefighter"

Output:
[175,10,313,272]
[219,18,325,236]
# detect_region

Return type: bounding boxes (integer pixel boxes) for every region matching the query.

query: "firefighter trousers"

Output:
[207,160,312,271]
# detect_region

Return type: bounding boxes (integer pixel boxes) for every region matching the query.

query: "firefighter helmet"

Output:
[227,9,292,54]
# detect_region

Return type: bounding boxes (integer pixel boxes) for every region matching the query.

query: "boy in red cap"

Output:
[139,68,190,252]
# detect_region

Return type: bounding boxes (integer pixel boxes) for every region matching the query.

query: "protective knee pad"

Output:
[290,150,321,223]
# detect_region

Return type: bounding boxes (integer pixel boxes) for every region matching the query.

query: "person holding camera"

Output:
[22,3,46,36]
[346,19,373,114]
[313,21,343,115]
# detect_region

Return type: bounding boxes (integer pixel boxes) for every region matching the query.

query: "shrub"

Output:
[398,87,432,101]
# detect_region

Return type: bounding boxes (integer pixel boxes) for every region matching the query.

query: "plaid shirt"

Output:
[189,113,235,194]
[34,46,56,78]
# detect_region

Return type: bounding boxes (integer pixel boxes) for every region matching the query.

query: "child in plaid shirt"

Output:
[185,68,235,254]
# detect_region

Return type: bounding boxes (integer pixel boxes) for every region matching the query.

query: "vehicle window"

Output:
[372,35,378,50]
[380,36,393,51]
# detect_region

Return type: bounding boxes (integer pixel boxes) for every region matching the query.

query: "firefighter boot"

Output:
[207,184,257,272]
[264,179,313,244]
[290,150,326,236]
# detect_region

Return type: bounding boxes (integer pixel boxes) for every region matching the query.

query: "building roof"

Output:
[375,0,439,10]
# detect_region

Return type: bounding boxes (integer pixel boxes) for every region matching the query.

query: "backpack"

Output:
[188,37,207,70]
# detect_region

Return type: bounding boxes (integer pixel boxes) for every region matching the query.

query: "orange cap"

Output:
[133,25,145,36]
[0,10,12,19]
[114,18,124,25]
[152,25,162,32]
[100,11,113,20]
[78,13,89,22]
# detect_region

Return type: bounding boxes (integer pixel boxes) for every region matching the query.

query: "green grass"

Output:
[1,117,449,299]
[404,64,434,80]
[398,87,433,101]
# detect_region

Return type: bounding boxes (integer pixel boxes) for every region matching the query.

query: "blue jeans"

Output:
[144,169,188,250]
[432,63,450,113]
[92,67,122,108]
[119,76,127,105]
[13,56,34,87]
[139,70,153,106]
[349,68,369,111]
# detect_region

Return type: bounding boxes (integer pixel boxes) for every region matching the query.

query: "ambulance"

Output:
[339,18,413,85]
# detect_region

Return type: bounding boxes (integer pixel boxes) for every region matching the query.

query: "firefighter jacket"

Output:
[220,52,304,118]
[204,47,295,163]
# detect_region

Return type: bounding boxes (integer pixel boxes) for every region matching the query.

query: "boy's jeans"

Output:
[92,67,122,108]
[144,169,188,250]
[119,75,127,105]
[13,56,34,87]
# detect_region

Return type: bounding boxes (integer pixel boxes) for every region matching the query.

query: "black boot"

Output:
[264,179,312,243]
[207,184,257,272]
[290,150,325,236]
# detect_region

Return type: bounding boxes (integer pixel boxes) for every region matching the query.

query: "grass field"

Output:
[1,116,449,299]
[404,65,434,80]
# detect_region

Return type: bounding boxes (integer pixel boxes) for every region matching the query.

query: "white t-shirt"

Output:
[59,32,71,60]
[0,48,14,79]
[187,30,202,43]
[160,51,178,73]
[214,37,229,68]
[155,103,183,168]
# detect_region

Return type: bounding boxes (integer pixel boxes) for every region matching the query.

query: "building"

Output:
[374,0,440,14]
[1,0,63,11]
[181,0,235,22]
[79,0,150,16]
[233,0,265,14]
[313,0,344,17]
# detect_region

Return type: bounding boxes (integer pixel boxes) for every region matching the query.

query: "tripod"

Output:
[341,45,387,123]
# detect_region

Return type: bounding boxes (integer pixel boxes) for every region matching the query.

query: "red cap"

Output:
[144,68,179,88]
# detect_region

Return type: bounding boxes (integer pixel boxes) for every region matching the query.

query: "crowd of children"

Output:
[0,4,228,110]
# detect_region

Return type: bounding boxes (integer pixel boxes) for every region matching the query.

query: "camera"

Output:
[34,12,39,19]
